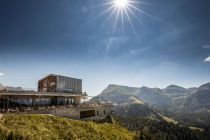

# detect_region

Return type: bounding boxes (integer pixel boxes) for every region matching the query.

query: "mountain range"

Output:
[91,83,210,112]
[0,83,24,91]
[0,83,5,91]
[90,82,210,126]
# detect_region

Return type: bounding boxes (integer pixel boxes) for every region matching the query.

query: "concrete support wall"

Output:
[53,106,112,120]
[2,105,113,120]
[74,97,81,105]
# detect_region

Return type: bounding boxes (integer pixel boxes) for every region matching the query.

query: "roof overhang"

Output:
[0,91,87,98]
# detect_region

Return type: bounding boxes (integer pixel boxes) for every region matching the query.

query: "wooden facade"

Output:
[0,91,86,109]
[38,74,82,93]
[0,74,113,120]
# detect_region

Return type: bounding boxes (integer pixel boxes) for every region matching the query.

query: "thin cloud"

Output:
[204,56,210,62]
[0,73,4,76]
[203,45,210,62]
[106,36,129,52]
[203,45,210,48]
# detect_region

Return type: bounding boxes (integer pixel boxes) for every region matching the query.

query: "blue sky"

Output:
[0,0,210,96]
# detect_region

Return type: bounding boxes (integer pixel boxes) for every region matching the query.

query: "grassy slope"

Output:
[0,114,135,140]
[113,116,210,140]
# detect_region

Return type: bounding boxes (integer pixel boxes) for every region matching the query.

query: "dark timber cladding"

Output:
[80,110,96,119]
[38,74,82,93]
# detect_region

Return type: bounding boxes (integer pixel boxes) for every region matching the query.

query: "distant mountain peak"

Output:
[198,83,210,90]
[107,84,128,88]
[165,85,186,90]
[0,83,5,91]
[5,86,24,91]
[107,84,140,89]
[164,85,187,95]
[107,84,121,87]
[141,86,149,89]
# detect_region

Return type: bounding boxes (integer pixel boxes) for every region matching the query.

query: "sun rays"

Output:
[83,0,163,35]
[114,0,129,8]
[98,0,151,34]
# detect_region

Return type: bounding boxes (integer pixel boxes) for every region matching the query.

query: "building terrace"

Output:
[0,74,113,119]
[0,90,87,109]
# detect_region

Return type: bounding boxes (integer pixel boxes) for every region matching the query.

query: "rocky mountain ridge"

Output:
[91,83,210,112]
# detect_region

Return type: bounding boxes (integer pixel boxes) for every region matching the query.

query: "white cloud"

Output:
[204,56,210,62]
[0,73,4,76]
[203,45,210,48]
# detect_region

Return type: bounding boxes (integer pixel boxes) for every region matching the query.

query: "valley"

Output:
[90,82,210,139]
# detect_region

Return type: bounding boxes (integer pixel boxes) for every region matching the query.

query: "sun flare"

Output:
[114,0,129,8]
[96,0,155,34]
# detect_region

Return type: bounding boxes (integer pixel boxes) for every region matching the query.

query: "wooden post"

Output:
[13,98,15,108]
[7,96,9,109]
[38,96,40,107]
[3,98,5,109]
[32,96,36,107]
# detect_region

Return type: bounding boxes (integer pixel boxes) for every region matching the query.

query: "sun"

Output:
[95,0,156,34]
[101,0,143,34]
[114,0,129,8]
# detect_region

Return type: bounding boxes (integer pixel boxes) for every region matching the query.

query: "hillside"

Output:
[137,86,171,108]
[91,84,172,108]
[113,116,210,140]
[0,112,208,140]
[90,83,210,131]
[90,84,140,104]
[113,103,160,118]
[0,83,5,91]
[0,83,24,92]
[91,83,210,112]
[164,85,187,94]
[182,83,210,112]
[4,86,24,91]
[163,85,190,99]
[0,114,136,140]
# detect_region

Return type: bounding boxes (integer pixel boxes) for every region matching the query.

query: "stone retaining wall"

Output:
[2,105,113,120]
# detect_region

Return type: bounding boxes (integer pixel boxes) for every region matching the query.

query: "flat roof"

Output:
[38,74,82,82]
[0,91,87,98]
